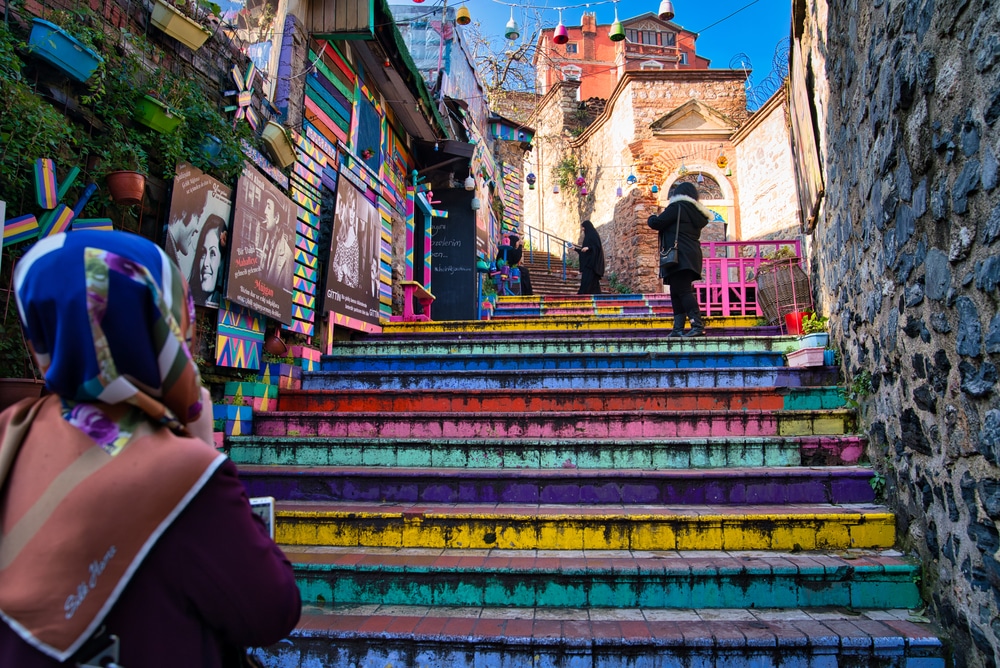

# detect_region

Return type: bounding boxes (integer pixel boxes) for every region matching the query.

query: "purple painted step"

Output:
[303,366,839,391]
[237,465,877,505]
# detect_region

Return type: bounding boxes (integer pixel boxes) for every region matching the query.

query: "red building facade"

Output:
[533,12,711,100]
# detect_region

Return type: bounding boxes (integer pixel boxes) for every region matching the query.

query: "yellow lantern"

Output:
[456,6,471,25]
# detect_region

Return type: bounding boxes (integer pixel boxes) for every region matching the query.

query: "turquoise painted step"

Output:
[303,365,839,391]
[324,335,801,356]
[287,547,923,610]
[253,607,944,668]
[227,435,867,469]
[251,408,856,439]
[318,351,789,372]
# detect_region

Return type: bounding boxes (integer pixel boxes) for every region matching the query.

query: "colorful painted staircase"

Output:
[229,304,944,667]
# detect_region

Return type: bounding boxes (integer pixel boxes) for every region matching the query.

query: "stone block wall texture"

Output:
[806,0,1000,664]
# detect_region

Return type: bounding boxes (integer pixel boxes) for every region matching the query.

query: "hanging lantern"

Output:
[697,173,705,183]
[456,5,471,25]
[626,173,637,185]
[464,175,475,191]
[553,183,560,194]
[616,186,623,197]
[651,185,659,193]
[471,197,481,210]
[678,161,688,176]
[609,19,625,42]
[609,5,625,42]
[526,172,537,189]
[412,0,425,3]
[553,11,569,45]
[505,8,520,40]
[725,167,732,177]
[575,173,585,187]
[580,185,588,196]
[716,154,728,169]
[657,0,675,21]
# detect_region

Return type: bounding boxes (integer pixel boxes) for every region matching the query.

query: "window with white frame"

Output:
[565,43,578,54]
[561,65,582,81]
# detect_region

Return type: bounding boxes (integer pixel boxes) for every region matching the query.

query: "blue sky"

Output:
[454,0,792,106]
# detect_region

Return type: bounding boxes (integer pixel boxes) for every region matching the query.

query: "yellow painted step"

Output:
[275,503,894,551]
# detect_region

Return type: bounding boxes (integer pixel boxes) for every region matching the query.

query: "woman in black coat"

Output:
[647,182,711,336]
[571,220,605,295]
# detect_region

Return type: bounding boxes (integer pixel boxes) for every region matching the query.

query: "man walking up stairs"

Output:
[228,301,944,667]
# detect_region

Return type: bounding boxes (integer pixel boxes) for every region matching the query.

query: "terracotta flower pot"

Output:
[106,171,147,206]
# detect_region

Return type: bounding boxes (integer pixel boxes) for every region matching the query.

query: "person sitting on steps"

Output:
[647,181,711,337]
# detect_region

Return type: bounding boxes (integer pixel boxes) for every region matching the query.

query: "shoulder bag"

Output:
[659,205,681,272]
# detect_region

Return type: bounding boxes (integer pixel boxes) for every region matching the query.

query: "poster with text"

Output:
[324,172,382,330]
[164,163,233,308]
[225,164,295,323]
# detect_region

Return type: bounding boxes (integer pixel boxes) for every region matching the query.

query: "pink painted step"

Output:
[252,408,854,439]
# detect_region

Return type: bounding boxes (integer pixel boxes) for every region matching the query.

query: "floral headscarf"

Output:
[13,230,204,434]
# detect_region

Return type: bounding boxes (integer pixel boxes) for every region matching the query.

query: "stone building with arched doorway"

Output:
[521,67,801,294]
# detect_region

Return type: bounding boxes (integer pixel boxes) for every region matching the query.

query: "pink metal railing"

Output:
[695,240,804,317]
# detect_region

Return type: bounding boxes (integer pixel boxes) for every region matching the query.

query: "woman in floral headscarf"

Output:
[0,231,300,666]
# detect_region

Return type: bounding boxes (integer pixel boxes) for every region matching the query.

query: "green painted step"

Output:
[228,434,867,468]
[287,546,923,610]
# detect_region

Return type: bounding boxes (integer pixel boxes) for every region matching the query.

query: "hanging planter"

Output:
[150,0,212,51]
[135,94,184,133]
[261,120,296,168]
[27,18,104,83]
[106,171,147,206]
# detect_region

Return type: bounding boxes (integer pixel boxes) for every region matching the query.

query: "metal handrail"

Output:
[518,223,576,280]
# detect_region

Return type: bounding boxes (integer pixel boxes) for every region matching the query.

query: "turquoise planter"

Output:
[28,19,103,83]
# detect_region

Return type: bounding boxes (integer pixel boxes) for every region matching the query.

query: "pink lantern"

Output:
[580,185,588,196]
[553,11,569,45]
[575,174,585,187]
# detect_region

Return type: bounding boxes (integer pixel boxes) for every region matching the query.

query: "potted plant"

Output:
[27,17,104,83]
[261,120,296,168]
[96,121,149,206]
[180,84,253,183]
[799,312,829,348]
[150,0,215,51]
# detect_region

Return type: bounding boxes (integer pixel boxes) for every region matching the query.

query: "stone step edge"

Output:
[276,610,943,656]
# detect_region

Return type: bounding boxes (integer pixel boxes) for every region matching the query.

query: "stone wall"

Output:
[732,89,801,241]
[801,0,1000,664]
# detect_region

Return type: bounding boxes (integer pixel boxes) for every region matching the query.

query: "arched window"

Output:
[639,60,663,70]
[669,174,723,200]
